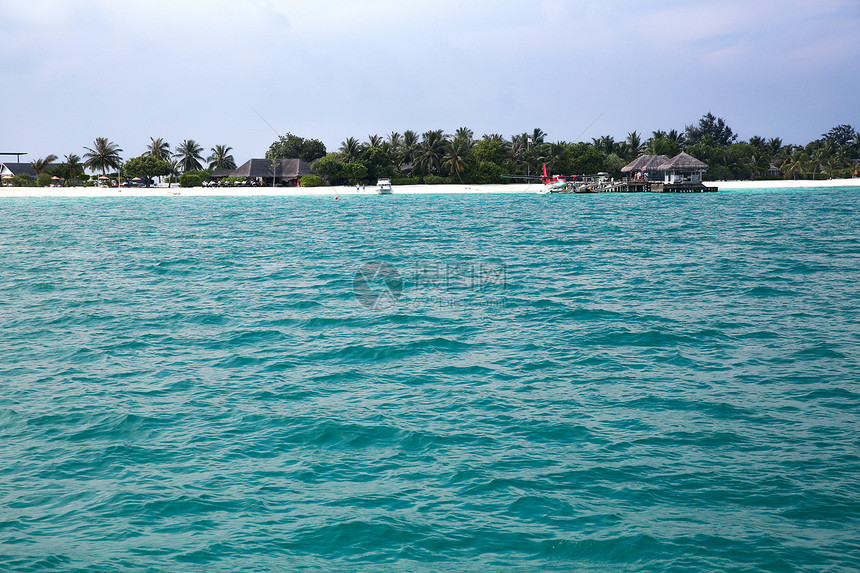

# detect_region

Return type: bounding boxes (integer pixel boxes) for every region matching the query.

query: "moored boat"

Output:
[376,179,392,194]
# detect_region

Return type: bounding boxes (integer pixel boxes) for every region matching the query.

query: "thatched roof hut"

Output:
[280,158,315,179]
[227,158,315,182]
[620,152,710,185]
[211,168,234,179]
[657,152,708,172]
[231,159,281,179]
[621,155,669,173]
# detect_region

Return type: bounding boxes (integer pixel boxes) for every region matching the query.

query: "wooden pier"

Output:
[650,182,717,193]
[592,181,718,193]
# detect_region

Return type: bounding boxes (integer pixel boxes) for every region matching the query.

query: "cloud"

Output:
[1,0,857,161]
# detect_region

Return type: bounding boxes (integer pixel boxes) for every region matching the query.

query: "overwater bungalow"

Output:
[620,154,669,182]
[618,152,716,192]
[658,152,708,185]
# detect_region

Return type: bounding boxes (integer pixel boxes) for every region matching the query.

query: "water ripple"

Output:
[1,190,859,571]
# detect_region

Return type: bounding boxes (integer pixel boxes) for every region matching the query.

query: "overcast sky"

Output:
[2,0,859,164]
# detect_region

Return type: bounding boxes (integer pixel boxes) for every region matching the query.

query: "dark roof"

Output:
[231,158,279,178]
[621,155,669,173]
[280,158,314,178]
[0,162,37,176]
[658,152,708,171]
[229,158,315,179]
[211,168,234,178]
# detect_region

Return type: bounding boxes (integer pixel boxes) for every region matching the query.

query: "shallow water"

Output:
[1,189,859,571]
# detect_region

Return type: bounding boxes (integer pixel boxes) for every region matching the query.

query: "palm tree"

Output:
[509,134,528,163]
[366,134,383,149]
[644,137,664,155]
[147,137,171,161]
[530,128,546,145]
[825,155,842,179]
[207,144,236,170]
[625,131,644,156]
[443,137,471,183]
[781,150,808,180]
[30,154,58,175]
[174,139,204,173]
[455,127,474,143]
[748,135,767,149]
[387,131,403,150]
[166,158,180,188]
[666,129,686,147]
[482,133,506,143]
[386,132,403,170]
[400,130,419,166]
[63,154,84,185]
[83,137,123,178]
[544,142,566,174]
[766,138,783,156]
[748,153,769,180]
[339,137,361,162]
[415,130,449,175]
[776,144,796,164]
[809,149,827,180]
[593,135,616,156]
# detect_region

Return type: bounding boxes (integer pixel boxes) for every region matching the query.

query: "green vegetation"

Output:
[179,171,210,188]
[14,117,860,190]
[174,140,204,173]
[312,153,368,184]
[123,155,171,186]
[12,174,34,187]
[30,155,57,176]
[266,133,326,163]
[61,154,85,185]
[207,145,236,171]
[302,117,860,184]
[83,137,123,178]
[147,137,172,162]
[299,174,322,187]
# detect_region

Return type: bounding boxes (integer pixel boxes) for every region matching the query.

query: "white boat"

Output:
[376,178,392,194]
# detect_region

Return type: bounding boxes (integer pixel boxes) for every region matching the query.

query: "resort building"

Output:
[0,162,37,183]
[212,158,315,186]
[657,152,708,184]
[622,152,709,184]
[619,152,715,192]
[620,154,669,182]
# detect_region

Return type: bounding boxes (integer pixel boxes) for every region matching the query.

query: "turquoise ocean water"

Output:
[1,188,859,571]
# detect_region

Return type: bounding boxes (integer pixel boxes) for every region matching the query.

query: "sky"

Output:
[1,0,859,164]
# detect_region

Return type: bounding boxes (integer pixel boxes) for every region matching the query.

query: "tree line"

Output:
[7,114,859,187]
[308,115,860,185]
[8,138,237,187]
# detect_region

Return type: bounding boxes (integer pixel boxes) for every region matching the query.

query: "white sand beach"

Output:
[1,179,858,198]
[0,183,537,197]
[713,179,860,190]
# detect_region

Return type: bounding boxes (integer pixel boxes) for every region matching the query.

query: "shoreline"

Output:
[1,179,858,198]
